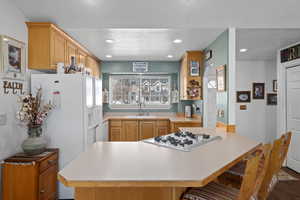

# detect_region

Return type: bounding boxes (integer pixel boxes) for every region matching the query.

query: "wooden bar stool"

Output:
[181,144,272,200]
[218,132,292,200]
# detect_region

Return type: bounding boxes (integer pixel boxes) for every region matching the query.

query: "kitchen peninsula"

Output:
[58,128,260,200]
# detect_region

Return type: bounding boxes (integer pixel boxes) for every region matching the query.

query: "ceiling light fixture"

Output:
[105,55,112,58]
[173,39,182,44]
[167,55,174,58]
[240,48,248,53]
[105,39,115,43]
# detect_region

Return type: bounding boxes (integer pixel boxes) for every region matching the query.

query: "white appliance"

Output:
[31,74,103,199]
[185,105,192,118]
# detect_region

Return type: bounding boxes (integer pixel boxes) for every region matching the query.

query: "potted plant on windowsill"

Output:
[16,88,53,155]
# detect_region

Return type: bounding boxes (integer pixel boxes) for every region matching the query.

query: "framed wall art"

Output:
[0,35,26,80]
[216,65,226,92]
[253,83,265,99]
[237,91,251,103]
[267,93,277,105]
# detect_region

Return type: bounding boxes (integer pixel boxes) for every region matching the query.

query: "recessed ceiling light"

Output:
[105,39,115,43]
[173,39,182,44]
[240,48,248,53]
[167,55,174,58]
[105,55,112,58]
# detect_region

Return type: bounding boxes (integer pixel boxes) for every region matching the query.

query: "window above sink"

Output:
[109,75,171,109]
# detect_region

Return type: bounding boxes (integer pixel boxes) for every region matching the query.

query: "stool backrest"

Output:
[237,144,272,200]
[258,132,292,200]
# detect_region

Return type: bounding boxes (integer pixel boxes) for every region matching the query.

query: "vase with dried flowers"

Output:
[16,88,53,155]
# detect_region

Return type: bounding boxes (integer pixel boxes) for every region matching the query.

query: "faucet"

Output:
[138,99,149,116]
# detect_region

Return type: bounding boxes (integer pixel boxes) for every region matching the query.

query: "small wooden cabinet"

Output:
[180,51,204,100]
[122,120,139,141]
[109,119,170,141]
[26,22,101,77]
[2,149,59,200]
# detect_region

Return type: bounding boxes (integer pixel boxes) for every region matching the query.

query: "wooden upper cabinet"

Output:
[26,22,101,73]
[139,120,157,140]
[86,56,101,78]
[180,51,204,100]
[66,41,78,66]
[50,29,66,67]
[77,49,87,66]
[121,120,139,141]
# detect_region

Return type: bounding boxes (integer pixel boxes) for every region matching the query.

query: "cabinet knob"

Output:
[40,190,45,193]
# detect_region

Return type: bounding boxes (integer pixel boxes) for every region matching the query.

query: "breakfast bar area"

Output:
[58,128,260,200]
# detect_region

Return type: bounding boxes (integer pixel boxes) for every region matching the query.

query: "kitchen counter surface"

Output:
[58,128,260,188]
[103,113,202,123]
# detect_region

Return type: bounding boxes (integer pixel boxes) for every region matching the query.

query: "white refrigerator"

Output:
[31,74,103,199]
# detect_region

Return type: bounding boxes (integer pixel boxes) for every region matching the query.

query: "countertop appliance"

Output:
[185,105,192,118]
[144,131,221,152]
[31,74,103,199]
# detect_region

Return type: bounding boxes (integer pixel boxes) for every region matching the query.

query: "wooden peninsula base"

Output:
[58,128,260,200]
[75,187,186,200]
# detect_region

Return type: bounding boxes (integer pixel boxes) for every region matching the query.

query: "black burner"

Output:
[154,136,162,142]
[185,132,197,139]
[203,134,210,139]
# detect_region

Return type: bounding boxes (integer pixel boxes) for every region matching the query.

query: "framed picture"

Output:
[237,91,251,103]
[190,61,200,76]
[273,80,278,92]
[216,65,226,92]
[253,83,265,99]
[0,35,26,80]
[267,93,277,105]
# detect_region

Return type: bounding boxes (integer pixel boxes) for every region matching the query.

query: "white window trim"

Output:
[109,75,172,110]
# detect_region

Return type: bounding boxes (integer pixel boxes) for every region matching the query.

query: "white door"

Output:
[287,66,300,172]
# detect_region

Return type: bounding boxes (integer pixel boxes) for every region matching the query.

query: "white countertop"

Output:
[103,112,202,123]
[58,128,260,187]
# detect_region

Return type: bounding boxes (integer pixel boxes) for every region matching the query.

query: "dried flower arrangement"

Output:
[16,88,53,128]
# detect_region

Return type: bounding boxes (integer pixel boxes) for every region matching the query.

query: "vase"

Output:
[22,126,47,155]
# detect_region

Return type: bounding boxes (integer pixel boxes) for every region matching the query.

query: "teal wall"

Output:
[102,61,180,113]
[205,30,229,124]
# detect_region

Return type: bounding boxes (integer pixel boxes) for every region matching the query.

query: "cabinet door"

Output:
[39,165,57,200]
[66,41,77,65]
[110,127,122,141]
[77,49,87,66]
[139,121,156,140]
[122,120,139,141]
[50,30,66,67]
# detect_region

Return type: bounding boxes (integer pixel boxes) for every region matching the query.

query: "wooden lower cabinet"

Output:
[109,119,170,141]
[2,149,59,200]
[139,120,157,140]
[122,120,139,141]
[110,127,122,141]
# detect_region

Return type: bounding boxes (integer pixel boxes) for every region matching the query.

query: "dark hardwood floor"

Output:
[268,168,300,200]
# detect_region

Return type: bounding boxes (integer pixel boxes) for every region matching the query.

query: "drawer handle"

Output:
[47,160,56,165]
[40,189,45,193]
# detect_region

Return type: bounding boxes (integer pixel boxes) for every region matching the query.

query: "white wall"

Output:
[0,0,28,198]
[236,60,277,143]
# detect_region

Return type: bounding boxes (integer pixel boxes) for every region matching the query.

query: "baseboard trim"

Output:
[216,121,236,133]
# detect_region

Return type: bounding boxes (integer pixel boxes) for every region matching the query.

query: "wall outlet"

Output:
[0,113,7,126]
